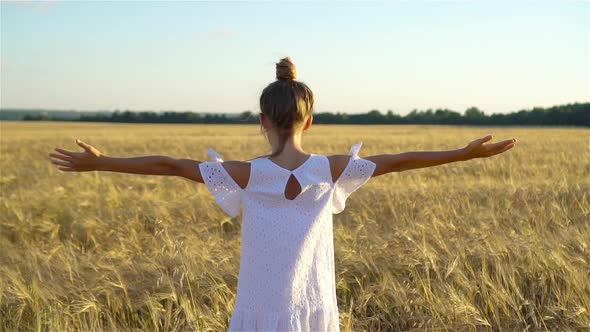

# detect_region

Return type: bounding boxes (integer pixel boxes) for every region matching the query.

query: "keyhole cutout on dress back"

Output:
[284,174,303,200]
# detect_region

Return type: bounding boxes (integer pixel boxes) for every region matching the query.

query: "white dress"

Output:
[198,142,377,332]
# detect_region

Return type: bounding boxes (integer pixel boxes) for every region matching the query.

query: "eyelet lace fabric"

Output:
[198,142,377,332]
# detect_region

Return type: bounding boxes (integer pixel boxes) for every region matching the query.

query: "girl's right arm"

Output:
[49,139,206,183]
[366,134,517,177]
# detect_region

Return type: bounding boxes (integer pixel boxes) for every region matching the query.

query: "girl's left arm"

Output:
[367,134,517,177]
[49,139,205,183]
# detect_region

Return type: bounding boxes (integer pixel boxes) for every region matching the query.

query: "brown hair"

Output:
[260,57,314,157]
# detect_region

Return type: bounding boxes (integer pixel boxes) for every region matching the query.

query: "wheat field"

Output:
[0,121,588,331]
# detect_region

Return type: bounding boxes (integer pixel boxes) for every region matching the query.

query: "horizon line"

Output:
[2,101,589,116]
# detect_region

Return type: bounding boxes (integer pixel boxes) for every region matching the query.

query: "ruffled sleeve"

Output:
[198,148,243,218]
[331,142,376,214]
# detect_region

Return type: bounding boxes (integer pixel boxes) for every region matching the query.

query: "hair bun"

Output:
[276,57,297,80]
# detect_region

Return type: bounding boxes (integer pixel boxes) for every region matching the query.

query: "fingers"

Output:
[49,152,74,162]
[486,139,515,149]
[54,147,76,157]
[50,159,73,167]
[497,138,516,145]
[76,139,91,152]
[49,156,77,171]
[496,142,515,154]
[478,134,493,144]
[488,140,516,156]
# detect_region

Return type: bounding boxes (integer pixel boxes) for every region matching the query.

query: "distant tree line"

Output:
[20,102,589,126]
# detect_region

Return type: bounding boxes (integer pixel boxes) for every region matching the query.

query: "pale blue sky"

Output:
[1,0,589,115]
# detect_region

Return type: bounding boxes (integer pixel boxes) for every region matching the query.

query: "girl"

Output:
[49,57,517,332]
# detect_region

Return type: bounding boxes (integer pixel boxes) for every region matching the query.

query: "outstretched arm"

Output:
[49,139,205,182]
[367,134,517,177]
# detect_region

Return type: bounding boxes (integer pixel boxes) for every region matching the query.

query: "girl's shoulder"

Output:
[200,148,251,189]
[217,160,250,190]
[326,154,353,184]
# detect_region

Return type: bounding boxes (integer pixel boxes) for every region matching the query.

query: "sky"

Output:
[1,1,589,115]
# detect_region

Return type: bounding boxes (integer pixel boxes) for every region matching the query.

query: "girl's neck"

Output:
[268,132,309,161]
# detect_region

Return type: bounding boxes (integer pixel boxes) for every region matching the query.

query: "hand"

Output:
[461,134,517,160]
[49,139,104,172]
